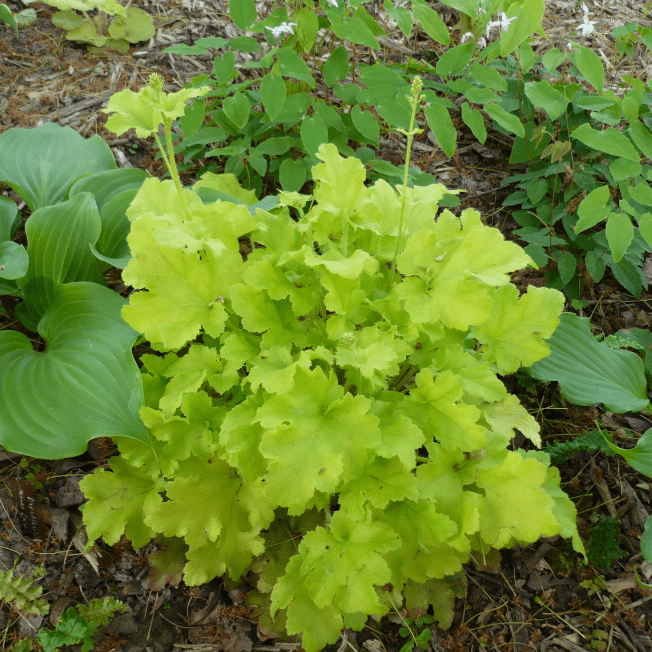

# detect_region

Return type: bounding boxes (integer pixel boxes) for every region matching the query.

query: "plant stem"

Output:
[154,118,192,221]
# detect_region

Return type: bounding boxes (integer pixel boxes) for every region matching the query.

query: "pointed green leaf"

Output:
[484,103,525,137]
[229,0,256,30]
[0,196,19,242]
[524,80,569,121]
[0,283,149,459]
[606,212,633,263]
[573,46,604,94]
[322,45,350,87]
[276,47,315,87]
[527,312,648,413]
[351,106,380,147]
[260,74,286,121]
[223,92,250,130]
[411,0,449,44]
[461,103,487,144]
[424,103,457,157]
[575,184,611,233]
[571,123,640,161]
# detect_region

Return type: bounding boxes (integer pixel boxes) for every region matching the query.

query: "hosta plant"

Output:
[0,123,150,458]
[25,0,155,53]
[80,76,584,652]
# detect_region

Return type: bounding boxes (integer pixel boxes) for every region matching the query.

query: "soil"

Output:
[1,2,652,652]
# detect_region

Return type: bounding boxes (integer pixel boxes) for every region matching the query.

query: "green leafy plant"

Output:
[34,597,126,652]
[545,430,616,465]
[586,517,628,567]
[527,312,652,563]
[26,0,155,53]
[80,75,583,652]
[0,123,151,458]
[396,610,435,652]
[0,564,49,618]
[160,0,543,197]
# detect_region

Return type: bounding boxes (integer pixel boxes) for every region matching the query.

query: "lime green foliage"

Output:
[586,517,627,567]
[34,597,127,652]
[40,0,154,53]
[545,430,615,465]
[0,564,49,617]
[80,134,583,650]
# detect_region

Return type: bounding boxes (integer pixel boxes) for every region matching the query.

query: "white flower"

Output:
[265,22,297,39]
[478,36,487,49]
[485,12,516,38]
[477,7,487,15]
[460,31,474,44]
[577,16,597,37]
[326,0,339,5]
[581,2,589,16]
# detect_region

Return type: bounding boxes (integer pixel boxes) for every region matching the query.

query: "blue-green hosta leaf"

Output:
[17,192,105,330]
[0,282,149,459]
[0,123,116,211]
[70,168,149,268]
[527,312,648,413]
[0,196,20,242]
[0,242,28,280]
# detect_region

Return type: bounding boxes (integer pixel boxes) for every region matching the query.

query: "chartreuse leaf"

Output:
[527,312,649,413]
[395,210,532,331]
[80,455,164,549]
[122,178,256,349]
[104,78,210,138]
[257,366,381,514]
[0,122,116,211]
[474,452,561,549]
[145,457,274,582]
[0,283,150,459]
[474,285,564,374]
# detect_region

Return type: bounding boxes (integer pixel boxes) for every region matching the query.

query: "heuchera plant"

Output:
[80,76,584,650]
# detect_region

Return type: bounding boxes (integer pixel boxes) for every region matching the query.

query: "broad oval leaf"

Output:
[351,105,380,147]
[260,74,287,121]
[0,282,149,459]
[484,103,525,138]
[573,46,604,94]
[228,0,256,30]
[605,212,634,263]
[17,192,105,330]
[524,80,569,121]
[0,241,28,280]
[0,196,20,242]
[424,103,457,157]
[575,184,611,233]
[223,92,251,130]
[571,123,640,161]
[527,312,649,413]
[0,123,116,211]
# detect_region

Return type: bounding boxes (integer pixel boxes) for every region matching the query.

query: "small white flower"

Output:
[326,0,339,5]
[581,2,589,16]
[577,16,597,37]
[485,13,516,39]
[478,36,487,49]
[460,31,474,44]
[265,22,297,39]
[477,7,487,15]
[567,41,573,50]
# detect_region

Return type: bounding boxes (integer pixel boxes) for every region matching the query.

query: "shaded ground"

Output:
[1,1,652,651]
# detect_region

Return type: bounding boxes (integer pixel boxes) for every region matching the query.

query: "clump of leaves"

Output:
[546,430,616,465]
[397,611,435,652]
[586,517,628,567]
[35,597,127,652]
[32,0,154,53]
[0,564,49,617]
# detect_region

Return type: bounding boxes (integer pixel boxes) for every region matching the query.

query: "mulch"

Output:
[1,1,652,651]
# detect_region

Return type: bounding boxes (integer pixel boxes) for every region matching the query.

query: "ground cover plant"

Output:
[0,123,151,458]
[75,73,584,652]
[165,0,652,300]
[1,0,652,650]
